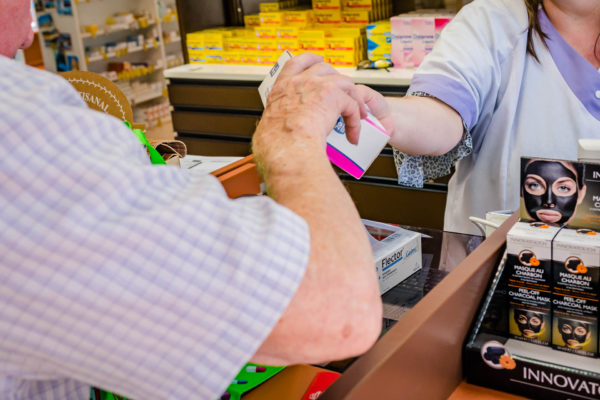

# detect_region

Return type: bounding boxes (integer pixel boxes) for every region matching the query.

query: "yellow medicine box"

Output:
[299,29,327,54]
[205,51,224,64]
[186,31,206,50]
[244,37,260,51]
[342,0,373,9]
[312,0,341,10]
[259,2,280,12]
[277,26,300,39]
[225,36,245,52]
[223,52,243,64]
[277,38,300,52]
[260,12,285,26]
[325,35,356,51]
[244,14,261,27]
[188,49,205,64]
[325,50,357,66]
[256,53,280,65]
[341,10,370,26]
[255,26,278,39]
[366,20,391,36]
[314,10,342,25]
[203,32,226,51]
[240,52,260,65]
[258,38,279,52]
[284,10,313,27]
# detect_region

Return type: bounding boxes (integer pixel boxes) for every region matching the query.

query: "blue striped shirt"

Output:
[0,57,309,400]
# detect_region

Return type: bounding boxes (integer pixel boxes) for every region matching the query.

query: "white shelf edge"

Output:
[81,22,157,40]
[131,90,164,105]
[87,44,158,63]
[164,63,416,86]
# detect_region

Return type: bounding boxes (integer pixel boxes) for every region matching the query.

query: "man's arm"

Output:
[250,54,382,365]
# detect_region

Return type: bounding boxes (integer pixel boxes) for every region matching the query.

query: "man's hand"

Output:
[253,53,368,175]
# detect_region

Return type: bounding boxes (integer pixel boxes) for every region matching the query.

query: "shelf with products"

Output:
[85,39,162,64]
[80,21,157,40]
[86,45,146,63]
[159,10,178,24]
[35,0,182,123]
[133,100,171,129]
[99,62,164,83]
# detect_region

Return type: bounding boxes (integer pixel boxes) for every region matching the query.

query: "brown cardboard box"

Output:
[243,365,333,399]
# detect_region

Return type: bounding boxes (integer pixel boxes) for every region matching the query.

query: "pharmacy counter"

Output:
[164,64,413,157]
[215,156,523,399]
[164,65,451,229]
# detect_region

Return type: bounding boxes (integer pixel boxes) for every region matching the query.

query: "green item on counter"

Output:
[123,121,166,165]
[88,363,284,400]
[220,363,285,400]
[89,388,130,400]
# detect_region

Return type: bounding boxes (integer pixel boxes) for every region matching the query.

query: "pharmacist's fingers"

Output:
[307,74,367,119]
[356,84,387,116]
[278,52,324,78]
[338,91,362,145]
[356,84,394,134]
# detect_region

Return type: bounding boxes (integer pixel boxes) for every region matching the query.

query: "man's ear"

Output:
[577,185,587,205]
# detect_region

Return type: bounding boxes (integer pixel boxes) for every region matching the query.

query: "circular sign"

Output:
[60,70,133,122]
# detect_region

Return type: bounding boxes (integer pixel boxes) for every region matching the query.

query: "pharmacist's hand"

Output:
[261,52,367,146]
[356,84,395,138]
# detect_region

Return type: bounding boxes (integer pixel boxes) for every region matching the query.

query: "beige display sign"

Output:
[60,70,133,122]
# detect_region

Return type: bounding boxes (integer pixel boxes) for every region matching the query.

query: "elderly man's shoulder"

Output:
[0,56,83,107]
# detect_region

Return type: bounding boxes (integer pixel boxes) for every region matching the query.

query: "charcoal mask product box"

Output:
[506,221,560,345]
[551,228,599,357]
[465,245,600,400]
[519,157,600,230]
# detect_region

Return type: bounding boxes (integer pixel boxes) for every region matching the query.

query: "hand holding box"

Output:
[258,51,389,179]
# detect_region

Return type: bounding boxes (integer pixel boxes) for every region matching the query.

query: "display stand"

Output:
[320,213,518,400]
[208,156,530,398]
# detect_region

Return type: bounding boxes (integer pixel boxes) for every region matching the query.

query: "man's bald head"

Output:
[0,0,35,58]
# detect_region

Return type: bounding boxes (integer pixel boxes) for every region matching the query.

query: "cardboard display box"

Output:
[465,156,600,399]
[464,252,600,400]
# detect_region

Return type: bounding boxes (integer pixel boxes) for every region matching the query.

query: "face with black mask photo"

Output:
[521,159,586,225]
[513,309,545,339]
[558,317,591,349]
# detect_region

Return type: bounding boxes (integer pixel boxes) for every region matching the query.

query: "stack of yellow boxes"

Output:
[186,0,393,67]
[312,0,394,27]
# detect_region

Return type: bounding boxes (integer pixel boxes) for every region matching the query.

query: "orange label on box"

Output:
[312,0,341,10]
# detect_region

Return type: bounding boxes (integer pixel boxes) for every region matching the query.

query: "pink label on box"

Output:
[391,16,413,68]
[411,17,435,67]
[326,143,365,179]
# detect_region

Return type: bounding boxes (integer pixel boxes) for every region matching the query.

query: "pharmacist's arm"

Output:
[359,87,464,156]
[250,54,382,366]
